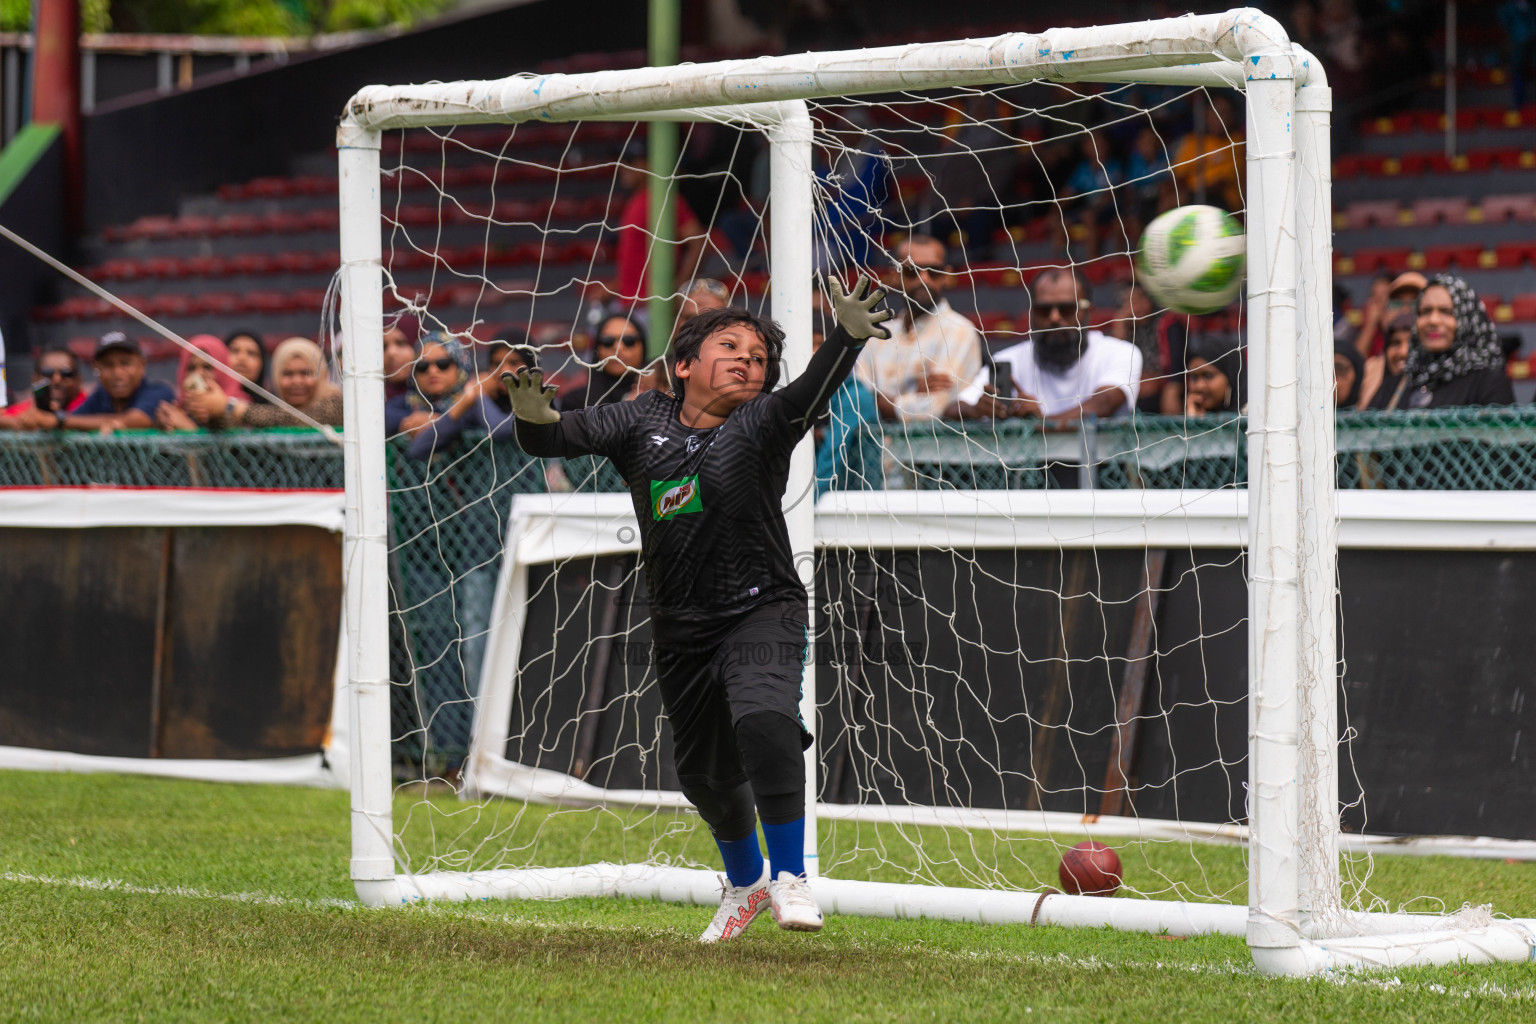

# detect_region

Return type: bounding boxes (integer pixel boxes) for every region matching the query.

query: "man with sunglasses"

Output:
[10,332,172,433]
[855,235,982,422]
[2,346,90,427]
[504,279,892,944]
[950,268,1141,423]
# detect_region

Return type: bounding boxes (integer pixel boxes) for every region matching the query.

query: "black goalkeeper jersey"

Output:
[516,326,865,642]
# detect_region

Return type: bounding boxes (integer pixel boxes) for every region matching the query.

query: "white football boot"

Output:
[768,871,824,932]
[698,869,771,944]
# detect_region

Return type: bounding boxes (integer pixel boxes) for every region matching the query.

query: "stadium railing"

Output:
[5,408,1534,769]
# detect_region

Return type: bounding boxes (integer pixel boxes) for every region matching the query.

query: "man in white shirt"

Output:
[950,268,1141,422]
[856,234,983,421]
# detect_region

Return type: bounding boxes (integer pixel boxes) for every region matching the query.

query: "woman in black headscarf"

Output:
[1402,274,1514,408]
[1333,340,1365,408]
[570,314,646,408]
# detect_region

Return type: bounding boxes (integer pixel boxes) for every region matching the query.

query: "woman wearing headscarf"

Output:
[154,334,248,431]
[385,332,471,436]
[186,336,343,428]
[569,314,645,408]
[406,333,537,460]
[1401,274,1515,408]
[1333,339,1365,408]
[1182,334,1246,416]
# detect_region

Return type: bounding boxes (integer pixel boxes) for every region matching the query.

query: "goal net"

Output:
[336,10,1536,975]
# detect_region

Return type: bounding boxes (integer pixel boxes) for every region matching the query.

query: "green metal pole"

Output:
[646,0,680,360]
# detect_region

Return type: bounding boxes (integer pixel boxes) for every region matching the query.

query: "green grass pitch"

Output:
[3,770,1536,1022]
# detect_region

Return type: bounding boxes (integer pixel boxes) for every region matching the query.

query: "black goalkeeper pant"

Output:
[653,599,812,841]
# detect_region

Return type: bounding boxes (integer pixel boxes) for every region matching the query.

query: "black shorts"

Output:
[654,599,812,791]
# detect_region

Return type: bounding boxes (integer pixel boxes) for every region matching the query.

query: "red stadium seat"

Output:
[1495,242,1536,268]
[121,216,177,241]
[180,255,229,277]
[167,215,215,239]
[291,288,329,312]
[1509,295,1536,322]
[1342,200,1401,229]
[1410,197,1470,225]
[192,292,247,315]
[212,213,266,236]
[227,252,277,276]
[1348,247,1413,274]
[273,251,326,274]
[1420,244,1487,271]
[246,291,296,313]
[1481,194,1536,222]
[144,293,195,317]
[91,258,140,282]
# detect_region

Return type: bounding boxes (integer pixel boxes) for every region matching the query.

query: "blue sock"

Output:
[715,832,765,888]
[761,817,805,879]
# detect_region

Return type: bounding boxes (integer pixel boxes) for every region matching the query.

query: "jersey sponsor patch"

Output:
[650,475,704,520]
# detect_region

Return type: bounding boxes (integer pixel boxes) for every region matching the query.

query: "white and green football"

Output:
[1135,205,1246,315]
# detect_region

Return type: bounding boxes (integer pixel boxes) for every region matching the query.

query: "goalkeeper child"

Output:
[505,276,891,942]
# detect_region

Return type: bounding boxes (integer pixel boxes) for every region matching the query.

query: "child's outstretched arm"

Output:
[504,368,632,460]
[776,274,893,434]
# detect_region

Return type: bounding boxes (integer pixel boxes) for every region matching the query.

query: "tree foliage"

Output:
[0,0,452,36]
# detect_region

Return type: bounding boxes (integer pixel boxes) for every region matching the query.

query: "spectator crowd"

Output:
[0,239,1523,499]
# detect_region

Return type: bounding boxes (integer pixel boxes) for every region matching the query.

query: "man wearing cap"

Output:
[1386,271,1426,320]
[43,332,174,431]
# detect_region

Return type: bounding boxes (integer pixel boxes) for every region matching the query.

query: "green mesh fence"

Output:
[0,428,344,488]
[384,435,548,773]
[4,409,1535,771]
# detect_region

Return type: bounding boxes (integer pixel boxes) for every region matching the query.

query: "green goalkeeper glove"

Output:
[828,273,894,341]
[501,368,561,425]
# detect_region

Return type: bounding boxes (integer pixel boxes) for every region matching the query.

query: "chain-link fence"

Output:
[0,428,344,488]
[5,408,1536,771]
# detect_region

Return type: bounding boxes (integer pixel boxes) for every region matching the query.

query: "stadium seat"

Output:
[291,288,329,312]
[180,255,230,277]
[120,215,177,241]
[1511,295,1536,322]
[246,291,297,313]
[1348,247,1413,274]
[1420,244,1488,271]
[1482,195,1536,222]
[144,293,196,318]
[228,253,277,275]
[167,215,215,239]
[90,258,141,282]
[1494,242,1536,269]
[1342,200,1401,229]
[1410,197,1470,225]
[1491,149,1536,171]
[213,213,266,237]
[192,292,247,315]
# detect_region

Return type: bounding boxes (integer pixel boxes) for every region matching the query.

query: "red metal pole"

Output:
[31,0,81,233]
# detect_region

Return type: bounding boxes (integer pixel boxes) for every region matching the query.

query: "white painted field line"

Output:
[0,871,357,911]
[5,871,1536,1002]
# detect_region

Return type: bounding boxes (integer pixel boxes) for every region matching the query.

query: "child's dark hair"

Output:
[668,306,786,401]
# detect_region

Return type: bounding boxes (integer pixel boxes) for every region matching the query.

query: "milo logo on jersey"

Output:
[651,476,703,520]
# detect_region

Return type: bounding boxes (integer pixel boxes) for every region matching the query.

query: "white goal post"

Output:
[336,8,1536,974]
